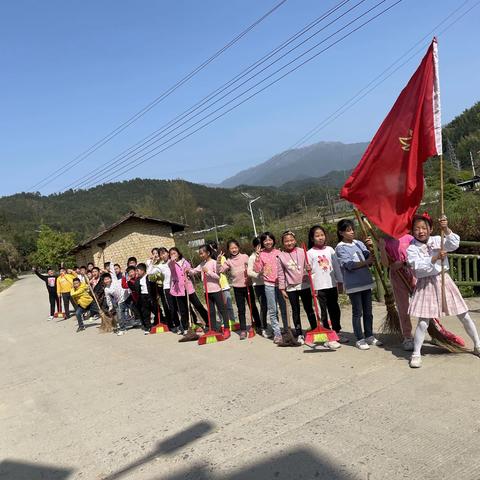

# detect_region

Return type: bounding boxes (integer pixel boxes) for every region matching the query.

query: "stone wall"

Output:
[74,218,176,268]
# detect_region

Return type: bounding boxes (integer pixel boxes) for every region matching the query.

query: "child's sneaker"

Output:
[296,335,305,345]
[143,330,150,335]
[402,338,414,351]
[473,346,480,357]
[273,335,283,344]
[239,330,247,340]
[76,326,85,333]
[409,354,422,368]
[116,330,126,336]
[337,333,349,343]
[366,336,383,346]
[223,328,231,340]
[48,315,54,320]
[262,329,271,338]
[326,340,341,349]
[355,339,370,350]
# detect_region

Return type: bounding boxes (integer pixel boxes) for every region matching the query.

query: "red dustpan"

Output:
[301,243,339,345]
[198,274,224,345]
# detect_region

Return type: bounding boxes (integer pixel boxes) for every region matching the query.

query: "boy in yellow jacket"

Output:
[70,278,98,332]
[56,267,76,318]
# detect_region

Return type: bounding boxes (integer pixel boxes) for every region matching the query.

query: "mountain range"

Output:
[220,141,368,187]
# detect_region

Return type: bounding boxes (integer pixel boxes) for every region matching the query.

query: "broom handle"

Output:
[87,281,103,313]
[353,209,389,292]
[184,270,193,328]
[245,267,254,327]
[362,217,413,294]
[439,153,446,313]
[301,243,324,328]
[203,273,212,331]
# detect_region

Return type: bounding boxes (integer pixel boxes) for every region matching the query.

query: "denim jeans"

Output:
[75,302,98,328]
[348,289,373,340]
[117,301,133,331]
[264,284,288,337]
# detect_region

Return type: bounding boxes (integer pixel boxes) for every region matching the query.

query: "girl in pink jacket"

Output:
[277,231,317,344]
[168,247,208,333]
[254,232,287,343]
[188,244,230,337]
[219,239,261,339]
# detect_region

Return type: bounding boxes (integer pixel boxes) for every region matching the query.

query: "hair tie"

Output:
[422,212,431,222]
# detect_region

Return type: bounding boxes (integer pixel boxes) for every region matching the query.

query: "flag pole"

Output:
[439,152,446,314]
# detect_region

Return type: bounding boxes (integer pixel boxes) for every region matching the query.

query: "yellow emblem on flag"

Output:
[399,129,413,151]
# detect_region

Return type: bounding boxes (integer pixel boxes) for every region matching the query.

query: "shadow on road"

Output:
[102,420,214,480]
[0,459,73,480]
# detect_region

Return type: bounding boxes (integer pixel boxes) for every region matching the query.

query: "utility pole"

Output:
[302,196,308,214]
[258,209,266,232]
[470,151,477,177]
[212,216,219,244]
[241,192,261,237]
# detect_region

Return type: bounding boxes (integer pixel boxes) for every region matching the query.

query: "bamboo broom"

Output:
[353,209,402,336]
[87,282,116,333]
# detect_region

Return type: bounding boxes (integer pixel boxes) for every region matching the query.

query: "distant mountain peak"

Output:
[220,140,368,187]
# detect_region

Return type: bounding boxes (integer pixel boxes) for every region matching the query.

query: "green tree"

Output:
[28,225,76,269]
[0,241,21,276]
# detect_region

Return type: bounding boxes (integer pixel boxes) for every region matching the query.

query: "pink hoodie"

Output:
[190,258,221,293]
[254,248,281,285]
[169,259,195,296]
[276,247,309,291]
[219,253,249,288]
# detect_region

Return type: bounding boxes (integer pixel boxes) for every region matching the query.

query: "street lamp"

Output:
[241,192,261,237]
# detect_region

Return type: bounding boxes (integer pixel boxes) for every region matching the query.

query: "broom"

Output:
[179,271,201,342]
[362,217,466,352]
[245,268,256,339]
[277,296,301,347]
[301,243,339,346]
[198,273,225,345]
[88,282,116,333]
[54,295,65,319]
[354,209,402,336]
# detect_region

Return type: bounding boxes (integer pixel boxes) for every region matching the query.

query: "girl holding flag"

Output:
[407,214,480,368]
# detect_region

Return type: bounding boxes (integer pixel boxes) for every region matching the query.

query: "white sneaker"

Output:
[473,346,480,357]
[366,336,383,346]
[143,330,150,335]
[326,340,341,350]
[356,339,370,350]
[402,338,414,351]
[409,354,422,368]
[48,315,54,320]
[297,335,305,345]
[116,330,126,336]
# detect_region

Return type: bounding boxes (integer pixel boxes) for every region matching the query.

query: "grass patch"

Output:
[0,278,16,293]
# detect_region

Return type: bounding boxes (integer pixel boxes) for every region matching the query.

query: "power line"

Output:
[28,0,289,191]
[64,0,356,190]
[82,0,478,186]
[71,0,396,189]
[82,0,404,188]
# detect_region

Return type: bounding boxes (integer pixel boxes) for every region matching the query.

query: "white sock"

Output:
[413,318,430,356]
[458,312,480,348]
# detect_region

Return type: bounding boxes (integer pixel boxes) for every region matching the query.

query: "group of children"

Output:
[33,214,480,368]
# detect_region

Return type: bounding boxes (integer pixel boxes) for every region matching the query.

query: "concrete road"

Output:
[1,275,480,480]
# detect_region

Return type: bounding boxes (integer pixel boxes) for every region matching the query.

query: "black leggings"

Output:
[233,286,261,331]
[287,288,317,335]
[176,293,208,331]
[253,285,268,330]
[61,293,76,318]
[137,294,152,331]
[207,291,229,331]
[48,291,57,316]
[317,287,342,332]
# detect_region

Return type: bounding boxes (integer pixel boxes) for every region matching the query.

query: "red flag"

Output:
[341,39,442,238]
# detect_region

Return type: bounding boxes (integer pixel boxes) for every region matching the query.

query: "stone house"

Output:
[70,212,186,267]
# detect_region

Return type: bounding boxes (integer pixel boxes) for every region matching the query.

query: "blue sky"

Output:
[1,0,479,196]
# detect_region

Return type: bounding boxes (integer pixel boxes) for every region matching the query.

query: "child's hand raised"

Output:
[364,236,374,248]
